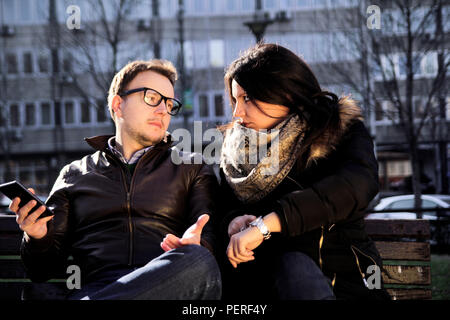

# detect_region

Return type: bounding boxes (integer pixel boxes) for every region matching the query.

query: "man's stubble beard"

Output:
[125,123,166,147]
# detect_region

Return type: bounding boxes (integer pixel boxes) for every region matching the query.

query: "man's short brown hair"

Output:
[107,59,178,120]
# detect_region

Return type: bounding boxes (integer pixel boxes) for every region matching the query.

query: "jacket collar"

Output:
[306,96,363,166]
[84,134,173,152]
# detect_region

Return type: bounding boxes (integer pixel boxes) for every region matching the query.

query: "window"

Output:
[36,0,49,22]
[214,94,224,117]
[199,95,209,117]
[422,52,437,76]
[54,101,61,126]
[192,0,207,13]
[3,0,16,24]
[8,159,50,196]
[194,40,208,69]
[414,98,425,119]
[184,41,194,69]
[381,54,397,80]
[160,0,178,18]
[313,33,330,63]
[64,101,75,124]
[376,100,399,122]
[6,53,18,74]
[9,104,20,127]
[40,102,52,125]
[264,0,276,10]
[226,0,238,12]
[96,100,108,123]
[389,199,413,210]
[444,6,450,32]
[312,0,328,9]
[294,0,311,9]
[446,97,450,120]
[62,52,72,73]
[161,40,177,66]
[375,101,384,121]
[209,40,224,68]
[19,0,32,22]
[38,52,50,73]
[242,0,253,11]
[297,34,314,62]
[23,52,33,73]
[81,101,91,123]
[25,103,36,126]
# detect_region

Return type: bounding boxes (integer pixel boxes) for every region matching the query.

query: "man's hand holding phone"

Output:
[9,188,54,240]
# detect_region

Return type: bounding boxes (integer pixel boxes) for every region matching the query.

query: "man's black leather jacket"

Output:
[20,135,219,284]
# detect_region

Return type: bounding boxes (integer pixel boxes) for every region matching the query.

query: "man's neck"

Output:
[115,135,150,162]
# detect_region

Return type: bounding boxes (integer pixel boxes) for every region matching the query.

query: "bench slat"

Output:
[387,288,432,300]
[382,265,431,285]
[0,259,68,279]
[0,233,22,255]
[0,282,25,300]
[0,215,19,232]
[0,259,26,278]
[365,219,430,239]
[375,241,430,261]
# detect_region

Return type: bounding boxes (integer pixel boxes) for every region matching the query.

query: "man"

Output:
[9,60,221,300]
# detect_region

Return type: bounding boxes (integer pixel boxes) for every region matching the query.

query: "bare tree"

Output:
[58,0,149,114]
[326,0,449,217]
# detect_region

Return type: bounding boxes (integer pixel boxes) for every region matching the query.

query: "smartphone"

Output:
[0,180,53,218]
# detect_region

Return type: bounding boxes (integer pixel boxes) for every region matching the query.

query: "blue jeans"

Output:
[273,252,335,300]
[68,245,222,300]
[222,251,335,300]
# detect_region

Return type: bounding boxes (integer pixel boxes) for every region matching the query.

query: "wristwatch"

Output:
[249,216,271,240]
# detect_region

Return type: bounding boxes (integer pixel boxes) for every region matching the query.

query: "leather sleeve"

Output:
[277,121,379,237]
[186,162,221,255]
[20,164,73,282]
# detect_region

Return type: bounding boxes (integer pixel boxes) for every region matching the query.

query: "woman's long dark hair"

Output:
[224,43,341,144]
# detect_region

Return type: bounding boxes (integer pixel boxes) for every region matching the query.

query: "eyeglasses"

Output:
[119,87,182,116]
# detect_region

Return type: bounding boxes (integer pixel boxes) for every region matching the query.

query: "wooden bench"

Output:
[0,214,432,300]
[0,214,68,300]
[365,219,432,300]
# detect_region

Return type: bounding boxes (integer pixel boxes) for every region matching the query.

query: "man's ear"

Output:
[111,95,123,119]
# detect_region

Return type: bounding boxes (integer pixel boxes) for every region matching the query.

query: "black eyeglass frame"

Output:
[119,87,183,116]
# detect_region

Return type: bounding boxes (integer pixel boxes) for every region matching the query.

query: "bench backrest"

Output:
[0,215,432,300]
[365,219,432,300]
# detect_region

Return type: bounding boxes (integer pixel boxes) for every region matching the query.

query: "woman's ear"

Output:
[111,95,123,119]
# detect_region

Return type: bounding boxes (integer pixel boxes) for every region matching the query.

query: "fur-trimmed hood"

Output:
[306,96,363,166]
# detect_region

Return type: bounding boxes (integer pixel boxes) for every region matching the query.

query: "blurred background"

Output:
[0,0,448,203]
[0,0,448,298]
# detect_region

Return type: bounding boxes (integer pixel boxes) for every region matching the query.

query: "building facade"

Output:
[0,0,449,197]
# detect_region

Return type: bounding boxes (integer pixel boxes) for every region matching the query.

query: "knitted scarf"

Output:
[220,114,306,203]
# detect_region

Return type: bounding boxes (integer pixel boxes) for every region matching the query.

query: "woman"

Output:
[218,43,390,300]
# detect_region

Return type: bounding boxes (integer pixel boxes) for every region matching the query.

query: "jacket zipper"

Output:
[319,224,336,270]
[116,166,134,266]
[126,191,133,266]
[319,226,324,270]
[350,245,379,288]
[105,145,163,267]
[125,148,160,266]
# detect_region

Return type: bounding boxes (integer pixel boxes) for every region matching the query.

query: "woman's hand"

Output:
[226,225,263,268]
[227,214,257,237]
